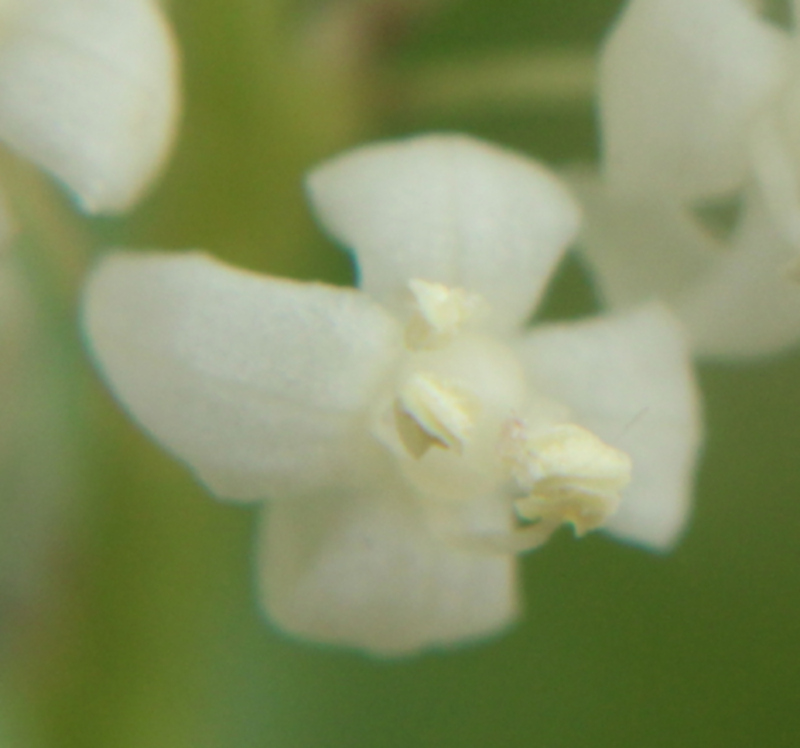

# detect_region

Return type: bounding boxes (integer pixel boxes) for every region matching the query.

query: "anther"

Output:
[404,279,484,350]
[395,372,479,458]
[501,419,631,536]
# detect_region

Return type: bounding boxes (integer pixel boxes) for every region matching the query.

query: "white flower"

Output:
[0,0,179,213]
[575,0,800,358]
[82,135,700,656]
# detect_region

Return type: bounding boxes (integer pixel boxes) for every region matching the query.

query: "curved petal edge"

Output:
[307,134,580,331]
[81,250,401,502]
[0,0,180,212]
[517,303,702,550]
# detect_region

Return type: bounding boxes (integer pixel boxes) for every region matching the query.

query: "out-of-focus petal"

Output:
[0,0,179,213]
[260,486,518,656]
[675,188,800,357]
[516,304,701,550]
[577,170,800,358]
[600,0,787,199]
[82,251,401,501]
[573,169,719,307]
[307,134,580,331]
[749,108,800,248]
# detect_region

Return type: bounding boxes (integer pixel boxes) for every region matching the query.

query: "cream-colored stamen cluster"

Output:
[394,279,485,460]
[501,419,632,538]
[384,279,632,550]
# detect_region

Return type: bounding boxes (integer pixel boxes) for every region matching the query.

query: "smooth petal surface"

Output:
[675,189,800,357]
[0,0,179,212]
[516,304,701,550]
[261,487,518,656]
[573,170,719,306]
[750,105,800,248]
[307,134,580,331]
[576,171,800,358]
[83,252,401,501]
[600,0,787,199]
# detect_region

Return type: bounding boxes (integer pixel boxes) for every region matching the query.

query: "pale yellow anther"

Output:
[501,420,631,536]
[395,372,479,458]
[405,279,484,350]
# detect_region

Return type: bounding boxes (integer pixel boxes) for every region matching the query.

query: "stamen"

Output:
[405,279,484,350]
[501,419,631,536]
[395,372,479,457]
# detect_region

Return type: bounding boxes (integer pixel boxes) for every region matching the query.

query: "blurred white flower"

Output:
[575,0,800,358]
[0,0,179,213]
[0,0,178,654]
[82,135,700,656]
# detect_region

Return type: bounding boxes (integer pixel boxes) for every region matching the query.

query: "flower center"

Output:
[371,279,632,547]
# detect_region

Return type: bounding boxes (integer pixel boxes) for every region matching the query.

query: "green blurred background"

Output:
[10,0,800,746]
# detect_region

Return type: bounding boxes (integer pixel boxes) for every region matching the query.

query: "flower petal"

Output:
[600,0,787,199]
[516,304,701,550]
[307,134,580,331]
[576,171,800,358]
[82,251,401,501]
[260,486,518,656]
[675,188,800,357]
[0,0,179,212]
[572,170,719,309]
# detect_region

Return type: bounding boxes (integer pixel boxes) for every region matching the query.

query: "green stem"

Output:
[393,48,597,117]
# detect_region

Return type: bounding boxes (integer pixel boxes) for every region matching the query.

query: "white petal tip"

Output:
[0,0,181,214]
[307,133,580,328]
[261,496,520,656]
